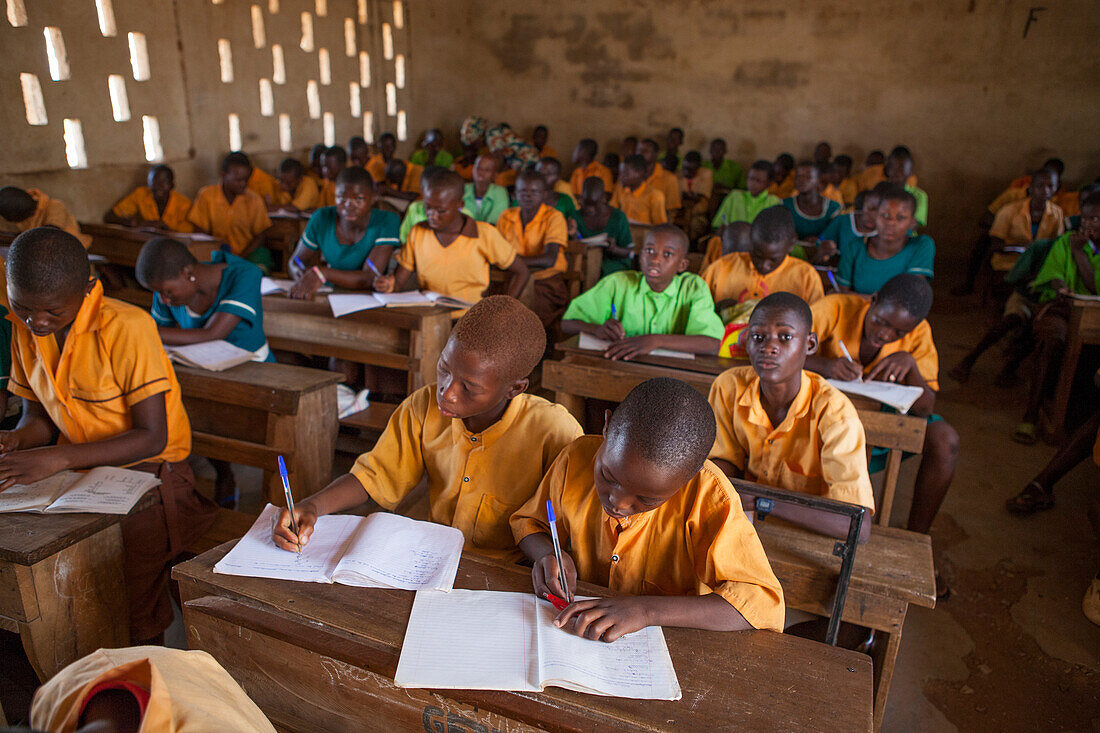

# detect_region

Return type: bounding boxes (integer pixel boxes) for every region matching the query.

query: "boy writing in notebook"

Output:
[561,225,724,359]
[707,293,875,542]
[510,377,785,640]
[106,165,193,232]
[0,228,216,643]
[711,160,780,228]
[272,158,320,212]
[610,155,667,225]
[188,152,273,272]
[273,296,582,560]
[570,177,635,276]
[0,186,92,248]
[701,205,824,308]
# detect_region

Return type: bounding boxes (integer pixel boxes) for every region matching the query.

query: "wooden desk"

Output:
[175,362,342,503]
[1047,298,1100,435]
[80,222,223,267]
[756,522,935,729]
[175,545,873,732]
[265,213,308,275]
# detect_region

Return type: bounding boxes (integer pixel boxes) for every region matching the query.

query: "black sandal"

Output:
[1005,481,1055,515]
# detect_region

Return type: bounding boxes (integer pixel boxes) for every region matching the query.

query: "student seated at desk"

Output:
[836,185,934,295]
[105,164,194,233]
[0,186,92,248]
[569,139,614,197]
[272,157,320,212]
[700,221,752,271]
[374,170,529,303]
[496,170,570,330]
[535,157,579,217]
[707,293,874,543]
[409,128,454,169]
[378,159,423,204]
[317,145,348,207]
[510,377,785,639]
[703,137,745,194]
[610,155,668,226]
[246,163,280,206]
[817,189,881,266]
[531,123,557,160]
[365,133,399,183]
[701,205,824,308]
[561,224,724,359]
[272,296,582,560]
[833,154,859,207]
[782,161,842,244]
[307,142,327,185]
[29,646,276,732]
[348,136,371,169]
[570,177,635,276]
[884,146,928,227]
[462,154,509,225]
[188,152,273,272]
[711,160,781,229]
[768,153,796,199]
[0,228,216,644]
[638,138,682,219]
[400,167,473,244]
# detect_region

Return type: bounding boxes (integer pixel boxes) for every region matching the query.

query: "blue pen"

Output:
[546,500,572,603]
[277,455,301,554]
[292,255,306,272]
[610,304,617,319]
[364,258,382,277]
[826,270,840,293]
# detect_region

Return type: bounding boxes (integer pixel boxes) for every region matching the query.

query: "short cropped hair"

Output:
[877,273,933,321]
[384,159,407,181]
[378,132,396,143]
[647,223,689,253]
[750,159,772,173]
[424,169,465,198]
[751,205,797,244]
[878,184,918,215]
[309,143,327,159]
[622,154,648,174]
[325,145,348,164]
[1079,191,1100,211]
[537,157,562,175]
[776,153,795,168]
[7,227,90,297]
[149,164,174,180]
[639,138,659,152]
[853,191,868,210]
[669,127,684,137]
[222,151,251,172]
[606,377,716,476]
[1042,157,1065,175]
[279,158,304,175]
[516,169,547,188]
[0,186,36,221]
[581,176,607,198]
[888,145,913,162]
[749,292,812,332]
[336,165,374,188]
[348,136,368,152]
[683,151,702,165]
[834,154,853,169]
[135,237,198,287]
[577,138,598,157]
[450,295,544,382]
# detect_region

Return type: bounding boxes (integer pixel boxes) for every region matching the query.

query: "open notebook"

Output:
[0,467,160,514]
[213,504,464,591]
[578,332,695,360]
[578,233,610,246]
[327,290,475,317]
[260,277,333,296]
[166,340,254,372]
[827,378,925,414]
[395,589,681,700]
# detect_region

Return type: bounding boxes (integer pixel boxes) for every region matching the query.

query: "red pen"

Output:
[544,592,569,611]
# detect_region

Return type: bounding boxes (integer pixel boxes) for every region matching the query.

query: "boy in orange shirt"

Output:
[702,205,824,308]
[365,133,398,181]
[768,154,796,199]
[569,139,614,196]
[246,164,280,205]
[106,165,194,232]
[511,377,785,640]
[532,124,557,160]
[495,170,570,330]
[188,152,273,272]
[638,138,682,217]
[378,159,424,203]
[610,155,667,225]
[348,136,371,169]
[317,145,348,207]
[271,158,320,212]
[0,186,92,248]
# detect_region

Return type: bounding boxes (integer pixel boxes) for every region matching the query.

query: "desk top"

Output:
[175,362,342,413]
[175,544,873,731]
[556,335,746,376]
[261,293,453,324]
[79,222,225,246]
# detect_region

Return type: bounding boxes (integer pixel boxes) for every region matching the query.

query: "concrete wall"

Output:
[404,0,1100,257]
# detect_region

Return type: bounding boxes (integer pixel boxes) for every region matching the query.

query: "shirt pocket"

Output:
[471,494,520,551]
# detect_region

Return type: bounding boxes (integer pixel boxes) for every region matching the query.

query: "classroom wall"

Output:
[403,0,1100,259]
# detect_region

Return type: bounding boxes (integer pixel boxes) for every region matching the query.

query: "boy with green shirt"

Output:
[462,154,510,225]
[884,147,928,227]
[561,225,724,360]
[712,161,780,229]
[703,138,746,192]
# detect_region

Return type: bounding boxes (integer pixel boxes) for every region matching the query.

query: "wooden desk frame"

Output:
[1046,299,1100,436]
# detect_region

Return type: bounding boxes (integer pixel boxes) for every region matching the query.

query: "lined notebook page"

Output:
[331,511,463,590]
[44,466,158,514]
[0,472,79,513]
[578,332,695,360]
[166,340,254,371]
[827,378,925,414]
[328,293,385,317]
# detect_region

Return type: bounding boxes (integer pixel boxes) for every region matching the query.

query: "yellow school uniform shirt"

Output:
[552,179,578,206]
[7,281,191,463]
[187,185,271,256]
[987,185,1028,214]
[709,366,874,512]
[569,161,614,197]
[271,176,320,210]
[396,219,518,304]
[679,167,714,200]
[1052,189,1080,218]
[838,176,859,206]
[822,183,844,205]
[30,646,276,733]
[610,182,667,225]
[399,162,424,194]
[350,385,582,560]
[701,252,824,305]
[857,165,918,193]
[509,435,785,632]
[3,188,92,248]
[810,293,940,390]
[989,198,1065,246]
[318,179,337,207]
[646,166,682,210]
[111,187,194,233]
[495,204,568,280]
[365,154,393,182]
[768,172,796,199]
[246,168,280,205]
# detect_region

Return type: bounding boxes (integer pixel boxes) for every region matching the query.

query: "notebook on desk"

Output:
[826,378,925,414]
[261,277,333,296]
[578,332,695,360]
[166,340,255,372]
[0,467,160,515]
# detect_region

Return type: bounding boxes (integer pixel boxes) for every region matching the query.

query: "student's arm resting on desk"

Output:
[865,350,936,416]
[156,312,242,345]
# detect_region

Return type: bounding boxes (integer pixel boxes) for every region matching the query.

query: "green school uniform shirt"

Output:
[1031,232,1100,302]
[782,196,842,239]
[302,207,401,270]
[462,182,510,225]
[571,207,634,276]
[712,190,781,228]
[906,184,929,227]
[398,200,473,243]
[510,193,577,219]
[703,158,746,190]
[836,234,935,295]
[409,149,455,168]
[1005,238,1056,295]
[563,271,724,339]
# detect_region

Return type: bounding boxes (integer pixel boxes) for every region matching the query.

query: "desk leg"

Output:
[869,619,904,731]
[265,386,339,504]
[19,524,128,680]
[1046,308,1084,437]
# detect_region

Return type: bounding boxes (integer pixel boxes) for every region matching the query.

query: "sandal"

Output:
[1005,481,1055,515]
[1012,422,1038,445]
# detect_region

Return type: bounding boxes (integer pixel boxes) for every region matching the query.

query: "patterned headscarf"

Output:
[460,116,487,146]
[486,124,539,169]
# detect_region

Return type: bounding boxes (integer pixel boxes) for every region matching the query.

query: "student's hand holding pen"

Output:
[532,547,577,602]
[373,274,396,293]
[825,357,863,381]
[594,318,625,342]
[273,502,318,552]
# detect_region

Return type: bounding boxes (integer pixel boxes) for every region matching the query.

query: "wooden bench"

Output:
[175,545,874,732]
[174,361,342,504]
[79,222,223,267]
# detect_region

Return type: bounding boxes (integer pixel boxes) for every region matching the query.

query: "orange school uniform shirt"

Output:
[679,167,714,200]
[1052,189,1080,218]
[399,162,424,194]
[708,366,874,512]
[4,188,92,248]
[810,293,940,390]
[7,281,191,464]
[701,252,824,305]
[537,145,559,160]
[510,435,785,633]
[569,161,614,197]
[987,185,1027,214]
[838,177,860,206]
[822,184,844,206]
[989,198,1065,246]
[188,185,271,256]
[768,172,796,199]
[247,168,280,205]
[365,154,396,183]
[647,166,682,210]
[271,176,320,210]
[396,220,518,305]
[552,179,578,206]
[318,179,337,207]
[857,165,918,193]
[111,187,194,233]
[610,182,667,225]
[495,204,568,279]
[351,385,582,561]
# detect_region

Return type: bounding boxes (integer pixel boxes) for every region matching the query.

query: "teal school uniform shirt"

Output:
[301,207,400,271]
[783,197,842,239]
[703,158,746,190]
[906,184,929,227]
[150,250,274,361]
[712,190,781,228]
[409,149,454,168]
[462,182,510,225]
[563,271,724,339]
[1031,232,1100,302]
[570,207,634,276]
[399,201,473,243]
[820,212,873,251]
[836,234,935,295]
